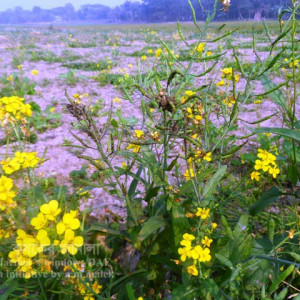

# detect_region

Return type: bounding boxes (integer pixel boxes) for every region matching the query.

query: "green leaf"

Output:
[233,215,249,239]
[269,265,295,294]
[0,279,18,300]
[203,165,227,198]
[88,223,128,237]
[128,166,143,198]
[125,283,136,300]
[145,186,161,203]
[258,49,284,76]
[215,253,234,269]
[167,156,179,171]
[288,164,299,186]
[254,127,300,143]
[268,218,275,243]
[138,215,165,241]
[271,26,291,49]
[172,204,190,246]
[255,80,289,98]
[260,75,286,110]
[110,119,118,128]
[249,187,282,216]
[288,252,300,262]
[221,215,234,240]
[171,284,197,299]
[274,288,288,300]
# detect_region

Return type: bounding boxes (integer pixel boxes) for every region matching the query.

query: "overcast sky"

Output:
[0,0,127,11]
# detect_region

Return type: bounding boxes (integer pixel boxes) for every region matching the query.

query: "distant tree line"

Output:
[0,0,293,24]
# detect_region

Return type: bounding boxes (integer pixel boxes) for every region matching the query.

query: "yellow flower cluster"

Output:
[284,58,299,68]
[8,200,83,279]
[156,48,162,58]
[127,130,145,153]
[191,42,206,57]
[0,228,10,239]
[72,93,89,104]
[223,96,236,107]
[185,104,203,124]
[183,151,212,181]
[31,70,39,75]
[178,208,216,276]
[196,207,210,219]
[178,233,212,277]
[9,229,50,278]
[155,48,178,60]
[216,67,240,86]
[0,175,16,210]
[63,263,103,299]
[1,151,40,175]
[0,96,32,125]
[181,90,196,104]
[250,149,280,181]
[78,280,103,300]
[183,158,195,181]
[195,150,212,162]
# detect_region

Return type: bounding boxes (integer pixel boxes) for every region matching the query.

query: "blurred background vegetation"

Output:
[0,0,294,24]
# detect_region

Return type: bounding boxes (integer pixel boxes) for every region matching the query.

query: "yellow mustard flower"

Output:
[156,48,162,58]
[196,207,210,219]
[127,144,141,153]
[56,211,81,235]
[187,265,198,276]
[60,229,84,255]
[201,236,213,247]
[288,229,295,239]
[183,168,195,181]
[113,97,122,103]
[31,213,48,230]
[203,152,212,162]
[268,166,280,178]
[250,171,260,181]
[36,229,50,247]
[40,200,61,221]
[216,79,225,86]
[196,42,205,53]
[0,175,16,210]
[31,70,39,75]
[223,96,235,107]
[134,130,144,139]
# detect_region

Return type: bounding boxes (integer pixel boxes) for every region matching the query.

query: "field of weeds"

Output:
[0,2,299,299]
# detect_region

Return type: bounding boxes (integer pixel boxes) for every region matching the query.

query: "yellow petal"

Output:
[56,222,66,235]
[73,236,83,247]
[40,204,50,215]
[68,245,78,255]
[70,219,80,230]
[49,200,58,211]
[64,229,74,241]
